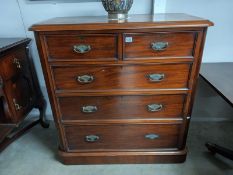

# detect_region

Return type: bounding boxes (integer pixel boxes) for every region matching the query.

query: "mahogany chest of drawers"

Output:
[31,14,213,164]
[0,38,48,150]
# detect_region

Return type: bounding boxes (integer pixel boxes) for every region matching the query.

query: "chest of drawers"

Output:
[0,38,49,150]
[31,14,213,164]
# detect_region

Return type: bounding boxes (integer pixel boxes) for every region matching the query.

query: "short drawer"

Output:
[52,63,191,91]
[59,94,185,120]
[0,49,27,80]
[123,32,196,60]
[64,124,181,151]
[45,34,118,61]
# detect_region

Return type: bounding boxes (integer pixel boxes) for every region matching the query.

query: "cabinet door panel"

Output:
[2,53,36,124]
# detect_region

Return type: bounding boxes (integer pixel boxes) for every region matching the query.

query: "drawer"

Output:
[1,49,27,80]
[64,124,181,151]
[45,34,118,61]
[123,32,196,60]
[59,94,185,121]
[53,64,191,91]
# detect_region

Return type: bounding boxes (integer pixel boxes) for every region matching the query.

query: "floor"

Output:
[0,121,232,175]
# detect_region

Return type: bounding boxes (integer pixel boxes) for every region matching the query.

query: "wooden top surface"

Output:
[30,13,213,31]
[0,38,30,54]
[200,63,233,106]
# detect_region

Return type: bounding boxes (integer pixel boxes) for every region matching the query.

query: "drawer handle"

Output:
[13,98,22,111]
[73,44,91,54]
[13,58,21,69]
[147,104,163,112]
[85,135,100,142]
[151,42,169,51]
[82,105,98,113]
[76,75,94,84]
[145,134,160,140]
[146,73,165,82]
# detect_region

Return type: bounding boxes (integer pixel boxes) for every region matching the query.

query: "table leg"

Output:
[206,142,233,161]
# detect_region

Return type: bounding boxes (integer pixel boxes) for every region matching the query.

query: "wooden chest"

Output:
[0,38,48,149]
[30,14,213,164]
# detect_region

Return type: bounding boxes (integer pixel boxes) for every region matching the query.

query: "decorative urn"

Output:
[101,0,134,20]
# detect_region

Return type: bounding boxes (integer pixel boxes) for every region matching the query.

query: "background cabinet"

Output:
[0,38,49,150]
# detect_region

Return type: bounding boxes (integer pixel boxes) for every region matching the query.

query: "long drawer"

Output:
[52,63,191,91]
[123,32,196,60]
[64,124,181,151]
[45,34,118,61]
[58,94,185,120]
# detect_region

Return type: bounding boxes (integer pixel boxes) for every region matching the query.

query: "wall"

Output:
[0,0,26,37]
[165,0,233,121]
[166,0,233,63]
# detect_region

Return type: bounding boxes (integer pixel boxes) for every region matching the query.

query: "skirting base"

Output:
[58,148,187,165]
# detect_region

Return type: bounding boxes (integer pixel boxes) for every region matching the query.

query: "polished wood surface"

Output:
[59,94,185,121]
[1,48,27,80]
[59,149,187,164]
[31,14,212,164]
[200,63,233,106]
[46,34,118,61]
[53,64,191,91]
[30,14,213,31]
[124,32,196,59]
[0,38,49,152]
[64,124,181,151]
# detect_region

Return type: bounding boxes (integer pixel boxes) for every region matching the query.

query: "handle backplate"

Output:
[13,98,22,111]
[147,104,163,112]
[146,73,165,82]
[82,106,98,113]
[76,75,94,84]
[145,133,160,140]
[73,44,91,54]
[151,42,169,51]
[13,58,21,69]
[85,135,100,142]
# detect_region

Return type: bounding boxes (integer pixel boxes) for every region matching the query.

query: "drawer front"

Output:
[124,32,196,60]
[3,73,35,123]
[59,95,185,120]
[64,124,181,150]
[53,64,191,91]
[1,49,27,80]
[45,34,118,61]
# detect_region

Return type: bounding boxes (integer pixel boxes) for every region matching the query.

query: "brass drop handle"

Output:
[13,98,22,111]
[85,135,100,142]
[13,58,21,69]
[145,133,160,140]
[76,75,94,84]
[82,106,98,113]
[146,73,165,82]
[151,42,169,51]
[73,44,91,54]
[147,104,163,112]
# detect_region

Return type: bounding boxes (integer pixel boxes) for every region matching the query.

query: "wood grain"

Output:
[64,124,181,151]
[124,32,196,59]
[31,14,212,164]
[45,34,118,61]
[59,149,187,164]
[52,63,191,91]
[59,94,186,120]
